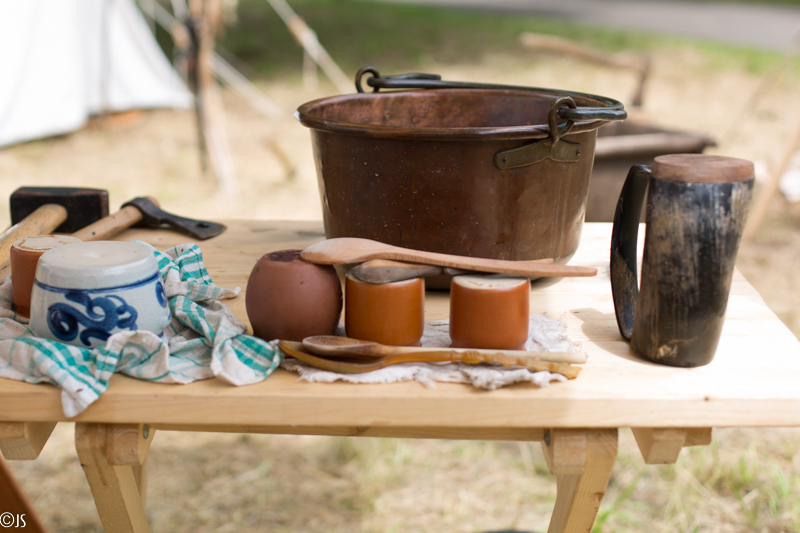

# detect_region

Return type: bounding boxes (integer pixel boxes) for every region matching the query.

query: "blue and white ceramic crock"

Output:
[29,241,172,348]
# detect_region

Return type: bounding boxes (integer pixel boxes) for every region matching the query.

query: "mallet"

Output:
[0,187,226,282]
[0,187,110,278]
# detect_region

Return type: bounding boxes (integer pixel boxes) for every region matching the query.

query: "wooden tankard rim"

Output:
[652,154,754,184]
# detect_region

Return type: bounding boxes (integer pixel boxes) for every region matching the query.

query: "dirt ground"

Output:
[4,45,800,532]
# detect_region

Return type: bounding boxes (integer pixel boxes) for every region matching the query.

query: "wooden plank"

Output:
[75,423,150,533]
[631,427,713,464]
[547,428,618,533]
[684,427,713,447]
[132,456,149,510]
[6,369,800,428]
[106,424,155,466]
[542,429,586,475]
[0,421,57,460]
[632,428,687,464]
[151,424,546,442]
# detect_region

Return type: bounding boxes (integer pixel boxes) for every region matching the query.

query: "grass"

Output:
[201,0,800,80]
[11,425,800,532]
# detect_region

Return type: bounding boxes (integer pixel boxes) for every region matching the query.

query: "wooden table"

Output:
[1,220,798,533]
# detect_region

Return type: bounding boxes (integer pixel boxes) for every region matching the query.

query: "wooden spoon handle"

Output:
[384,248,595,278]
[392,346,586,364]
[279,341,580,379]
[393,349,581,379]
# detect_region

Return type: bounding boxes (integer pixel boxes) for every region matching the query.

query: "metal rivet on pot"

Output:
[503,157,508,163]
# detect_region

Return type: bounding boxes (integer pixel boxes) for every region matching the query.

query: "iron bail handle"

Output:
[355,66,628,123]
[494,97,581,170]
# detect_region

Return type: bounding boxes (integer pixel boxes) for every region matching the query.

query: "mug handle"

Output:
[610,165,651,340]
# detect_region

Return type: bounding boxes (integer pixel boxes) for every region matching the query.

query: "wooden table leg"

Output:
[632,427,712,464]
[75,423,152,533]
[544,428,618,533]
[0,422,57,460]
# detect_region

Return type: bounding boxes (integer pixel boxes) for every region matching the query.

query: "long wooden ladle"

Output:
[279,340,581,379]
[302,335,587,364]
[300,238,597,278]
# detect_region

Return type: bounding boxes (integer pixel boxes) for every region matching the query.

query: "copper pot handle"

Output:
[355,66,627,123]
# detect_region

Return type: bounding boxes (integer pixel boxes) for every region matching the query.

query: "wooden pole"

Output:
[266,0,352,93]
[743,121,800,242]
[519,33,650,107]
[142,0,295,179]
[190,0,240,199]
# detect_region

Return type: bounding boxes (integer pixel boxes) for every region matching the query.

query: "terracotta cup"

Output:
[246,250,343,342]
[344,272,424,347]
[11,235,81,318]
[449,274,530,350]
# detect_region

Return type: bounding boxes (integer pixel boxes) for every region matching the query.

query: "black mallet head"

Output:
[10,187,109,233]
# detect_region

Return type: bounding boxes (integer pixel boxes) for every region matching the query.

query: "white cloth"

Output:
[0,0,192,148]
[281,314,582,390]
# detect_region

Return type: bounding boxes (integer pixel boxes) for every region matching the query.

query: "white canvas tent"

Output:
[0,0,192,148]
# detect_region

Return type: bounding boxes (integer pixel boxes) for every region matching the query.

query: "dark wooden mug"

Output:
[610,154,755,367]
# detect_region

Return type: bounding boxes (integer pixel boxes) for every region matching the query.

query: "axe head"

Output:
[122,197,226,240]
[10,187,109,233]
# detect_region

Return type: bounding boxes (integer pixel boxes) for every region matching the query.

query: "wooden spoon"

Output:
[301,238,597,278]
[279,340,581,379]
[302,335,587,364]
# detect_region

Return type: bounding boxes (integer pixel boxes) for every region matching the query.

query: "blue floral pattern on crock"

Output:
[156,280,168,308]
[47,292,138,346]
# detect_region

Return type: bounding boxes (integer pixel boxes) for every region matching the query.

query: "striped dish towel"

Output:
[0,242,281,417]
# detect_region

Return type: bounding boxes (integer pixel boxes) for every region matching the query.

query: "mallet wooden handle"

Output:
[0,204,68,281]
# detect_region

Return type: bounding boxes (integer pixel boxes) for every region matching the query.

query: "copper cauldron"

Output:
[296,67,627,263]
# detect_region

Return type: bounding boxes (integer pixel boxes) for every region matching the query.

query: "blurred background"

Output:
[3,0,800,531]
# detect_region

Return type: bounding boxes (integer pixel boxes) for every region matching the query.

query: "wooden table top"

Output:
[0,220,798,430]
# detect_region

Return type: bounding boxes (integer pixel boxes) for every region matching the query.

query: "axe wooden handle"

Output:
[71,196,160,241]
[70,204,144,242]
[0,204,68,281]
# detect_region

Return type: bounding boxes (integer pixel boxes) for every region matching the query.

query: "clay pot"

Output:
[246,250,342,342]
[449,274,530,350]
[345,272,424,346]
[11,235,82,318]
